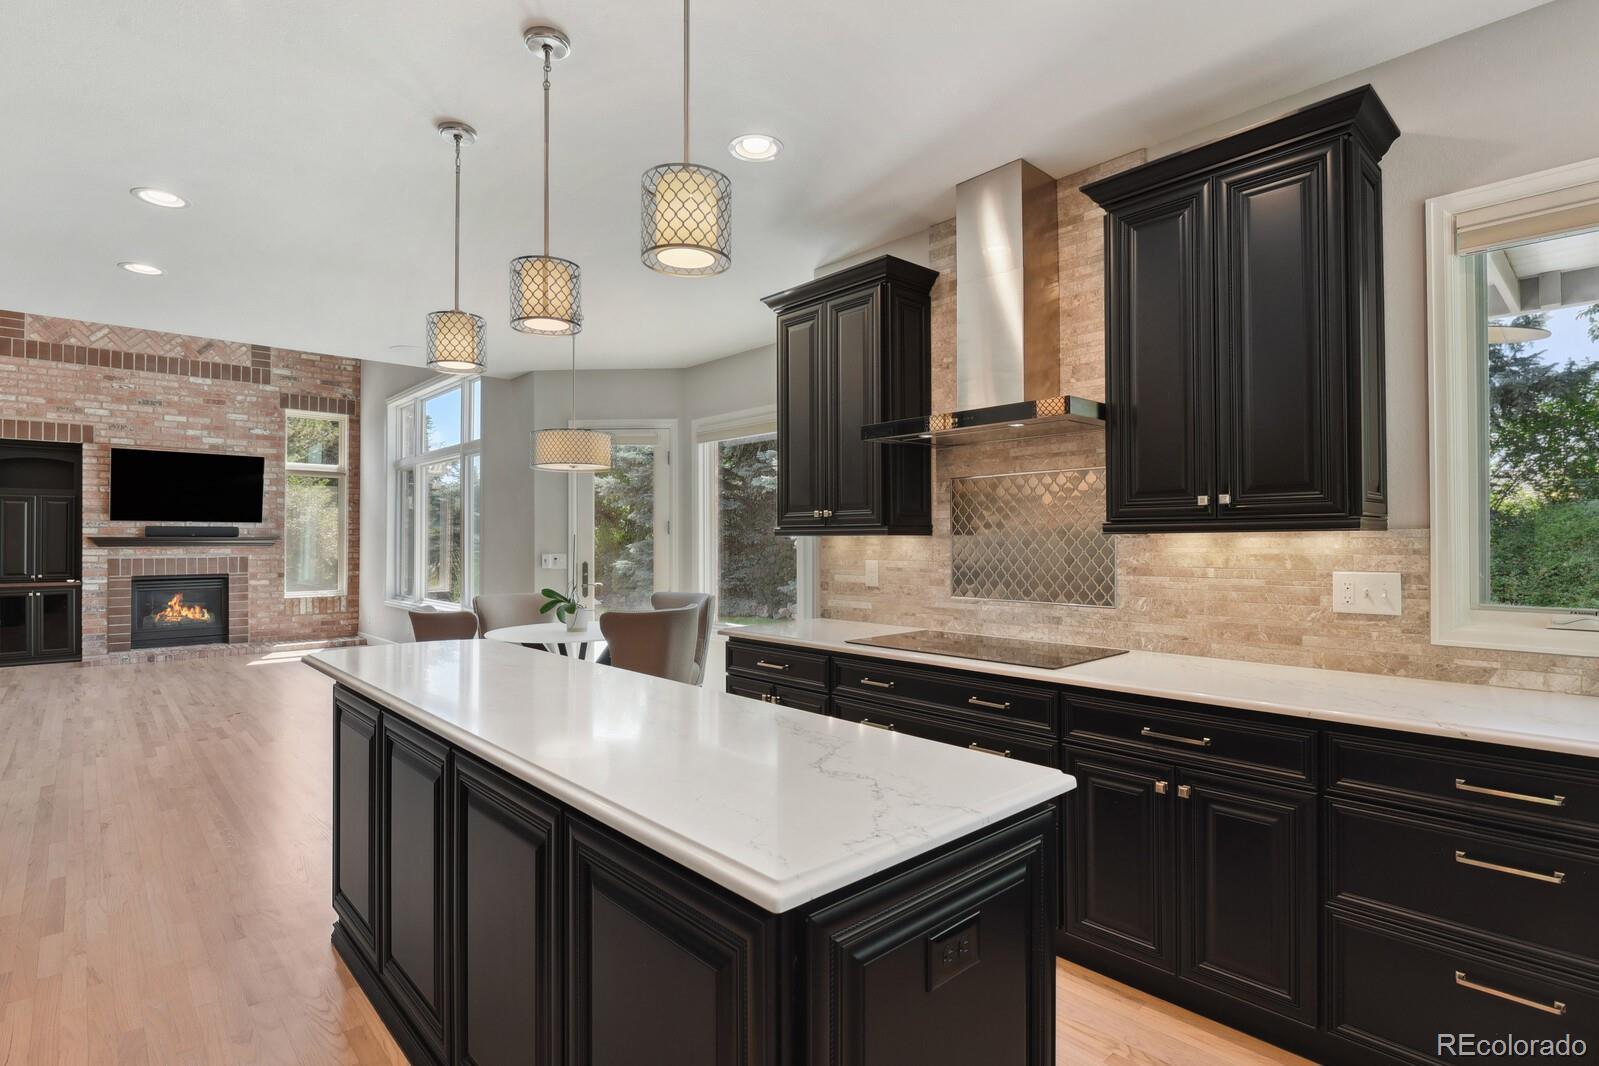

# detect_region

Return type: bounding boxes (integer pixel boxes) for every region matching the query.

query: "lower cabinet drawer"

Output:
[1330,801,1599,965]
[1064,693,1314,783]
[832,656,1057,734]
[726,640,829,689]
[1328,911,1599,1064]
[833,696,1056,767]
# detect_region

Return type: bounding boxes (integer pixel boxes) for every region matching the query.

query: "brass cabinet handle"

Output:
[754,660,789,672]
[823,509,834,517]
[1154,780,1169,795]
[1140,726,1212,748]
[769,694,783,706]
[1454,850,1565,885]
[967,742,1012,758]
[859,677,895,689]
[1218,493,1232,505]
[859,719,895,731]
[1454,971,1567,1016]
[1176,784,1193,800]
[967,696,1012,711]
[1454,778,1566,808]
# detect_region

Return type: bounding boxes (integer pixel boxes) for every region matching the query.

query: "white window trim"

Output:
[569,418,677,603]
[1425,155,1599,658]
[386,377,483,610]
[691,406,816,623]
[284,410,349,598]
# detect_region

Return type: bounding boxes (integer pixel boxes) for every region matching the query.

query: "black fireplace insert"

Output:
[130,575,229,649]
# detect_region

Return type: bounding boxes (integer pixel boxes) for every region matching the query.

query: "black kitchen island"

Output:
[306,640,1074,1066]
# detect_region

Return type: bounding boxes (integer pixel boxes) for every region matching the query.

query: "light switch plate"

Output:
[540,552,567,570]
[1332,571,1402,616]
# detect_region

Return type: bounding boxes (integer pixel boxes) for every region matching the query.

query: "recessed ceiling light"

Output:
[118,261,164,276]
[130,187,188,209]
[727,133,782,162]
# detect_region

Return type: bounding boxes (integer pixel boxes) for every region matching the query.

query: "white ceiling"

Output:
[0,0,1553,375]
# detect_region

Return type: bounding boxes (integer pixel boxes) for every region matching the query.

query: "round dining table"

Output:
[483,621,606,659]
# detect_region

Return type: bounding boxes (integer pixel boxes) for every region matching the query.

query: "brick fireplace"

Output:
[107,557,249,653]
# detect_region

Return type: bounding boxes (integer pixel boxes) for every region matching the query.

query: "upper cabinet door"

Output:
[0,495,32,580]
[823,288,884,529]
[1104,180,1214,526]
[775,305,827,532]
[34,495,77,580]
[1214,143,1347,519]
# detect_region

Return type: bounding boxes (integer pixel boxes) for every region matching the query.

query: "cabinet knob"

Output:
[822,509,833,518]
[1196,495,1209,507]
[1218,493,1231,506]
[1177,784,1193,800]
[1154,780,1169,795]
[812,510,822,518]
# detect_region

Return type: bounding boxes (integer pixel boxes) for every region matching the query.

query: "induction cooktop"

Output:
[845,630,1127,671]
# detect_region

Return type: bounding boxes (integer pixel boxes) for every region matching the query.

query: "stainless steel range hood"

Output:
[863,160,1104,447]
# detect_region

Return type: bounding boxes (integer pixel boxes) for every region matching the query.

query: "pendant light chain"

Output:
[682,0,690,164]
[452,131,463,311]
[543,44,553,258]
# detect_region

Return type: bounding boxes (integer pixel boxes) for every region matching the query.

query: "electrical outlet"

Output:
[1332,571,1402,616]
[863,560,880,589]
[540,552,567,570]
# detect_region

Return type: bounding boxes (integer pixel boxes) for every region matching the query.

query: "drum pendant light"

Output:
[533,334,613,472]
[640,0,732,276]
[511,27,582,335]
[426,123,488,375]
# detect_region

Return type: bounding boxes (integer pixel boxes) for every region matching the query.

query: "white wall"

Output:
[360,345,777,641]
[1144,0,1599,527]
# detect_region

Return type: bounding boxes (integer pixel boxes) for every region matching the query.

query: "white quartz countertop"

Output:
[726,619,1599,759]
[305,640,1073,912]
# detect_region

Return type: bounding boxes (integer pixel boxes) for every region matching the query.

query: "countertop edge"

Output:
[305,652,1073,912]
[725,627,1599,760]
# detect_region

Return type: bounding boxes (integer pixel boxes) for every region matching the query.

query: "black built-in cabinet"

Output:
[329,684,1059,1066]
[1083,86,1396,532]
[728,635,1599,1065]
[0,441,82,665]
[762,256,937,535]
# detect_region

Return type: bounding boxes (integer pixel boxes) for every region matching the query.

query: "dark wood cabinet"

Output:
[1060,746,1175,971]
[333,691,380,964]
[0,443,82,666]
[1176,770,1317,1023]
[763,256,937,535]
[452,754,561,1066]
[1084,86,1397,532]
[380,713,451,1061]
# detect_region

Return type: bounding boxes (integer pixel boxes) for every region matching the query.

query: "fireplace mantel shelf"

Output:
[89,535,280,547]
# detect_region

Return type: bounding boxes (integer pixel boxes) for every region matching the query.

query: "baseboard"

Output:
[357,631,397,645]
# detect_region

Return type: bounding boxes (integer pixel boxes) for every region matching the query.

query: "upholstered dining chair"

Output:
[472,593,545,637]
[648,591,716,684]
[408,608,480,642]
[597,604,701,684]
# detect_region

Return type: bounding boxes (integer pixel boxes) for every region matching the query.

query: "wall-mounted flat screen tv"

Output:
[109,448,266,523]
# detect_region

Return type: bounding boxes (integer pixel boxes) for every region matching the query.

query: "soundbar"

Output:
[144,526,241,538]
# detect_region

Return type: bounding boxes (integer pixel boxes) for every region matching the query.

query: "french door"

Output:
[571,426,673,612]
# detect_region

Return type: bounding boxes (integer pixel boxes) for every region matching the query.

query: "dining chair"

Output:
[408,608,480,642]
[648,592,716,685]
[597,604,701,684]
[472,593,545,637]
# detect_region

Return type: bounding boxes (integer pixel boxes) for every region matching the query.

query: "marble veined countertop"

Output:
[305,640,1074,912]
[727,619,1599,759]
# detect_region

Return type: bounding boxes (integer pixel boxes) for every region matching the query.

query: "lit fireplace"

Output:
[130,576,229,649]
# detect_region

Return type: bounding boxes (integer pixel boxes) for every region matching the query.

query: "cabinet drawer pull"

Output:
[1140,726,1212,748]
[1454,972,1567,1016]
[967,696,1012,711]
[754,660,789,672]
[967,742,1011,758]
[1454,850,1566,885]
[859,677,895,689]
[1176,784,1192,800]
[1454,778,1566,807]
[859,718,895,731]
[1196,494,1209,507]
[1154,780,1169,795]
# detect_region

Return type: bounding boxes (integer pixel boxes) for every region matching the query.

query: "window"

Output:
[570,424,673,612]
[694,408,812,625]
[389,379,482,607]
[285,412,347,596]
[1426,157,1599,655]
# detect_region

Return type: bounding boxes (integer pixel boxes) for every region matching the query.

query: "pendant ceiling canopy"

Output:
[426,122,487,375]
[511,26,583,336]
[641,0,731,276]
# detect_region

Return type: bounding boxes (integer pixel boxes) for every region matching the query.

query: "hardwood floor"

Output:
[0,654,1310,1066]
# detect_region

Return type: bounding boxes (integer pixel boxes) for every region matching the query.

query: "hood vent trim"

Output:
[863,394,1104,447]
